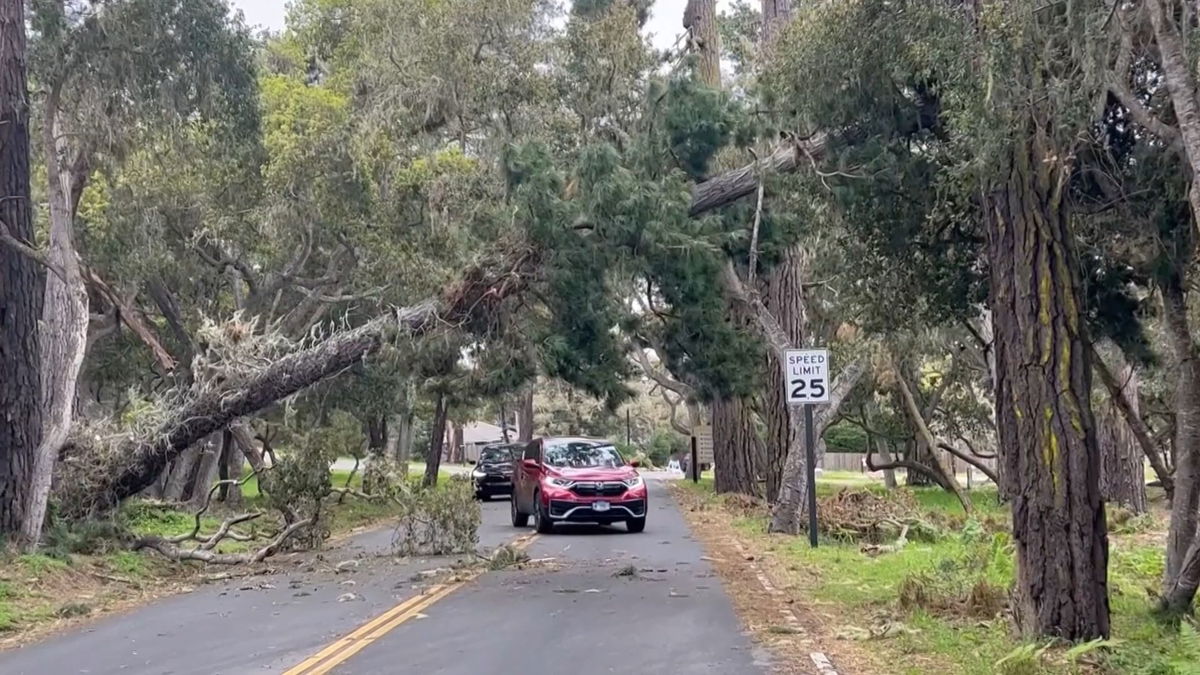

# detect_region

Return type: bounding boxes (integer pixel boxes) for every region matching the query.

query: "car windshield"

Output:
[479,447,512,463]
[543,442,624,469]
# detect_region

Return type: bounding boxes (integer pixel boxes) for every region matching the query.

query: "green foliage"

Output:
[391,479,481,556]
[41,519,128,558]
[17,554,69,577]
[824,422,868,453]
[994,642,1052,675]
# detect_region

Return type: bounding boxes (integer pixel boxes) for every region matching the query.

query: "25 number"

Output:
[790,378,826,400]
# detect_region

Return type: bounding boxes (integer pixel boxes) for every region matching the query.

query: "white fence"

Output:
[822,451,997,486]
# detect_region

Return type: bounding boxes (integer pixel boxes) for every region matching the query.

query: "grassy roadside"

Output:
[0,464,459,648]
[671,475,1195,675]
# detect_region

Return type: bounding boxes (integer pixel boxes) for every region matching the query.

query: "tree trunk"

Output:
[1147,0,1200,232]
[22,88,90,546]
[1096,360,1147,514]
[712,398,760,495]
[683,0,720,88]
[1160,277,1200,614]
[188,434,223,509]
[163,445,202,502]
[878,441,898,489]
[986,149,1109,640]
[904,441,936,486]
[1092,344,1174,499]
[761,0,792,45]
[763,245,808,501]
[362,415,388,493]
[769,359,866,533]
[892,356,971,512]
[423,393,448,488]
[391,410,413,478]
[219,429,244,507]
[0,0,42,539]
[518,389,534,442]
[450,422,464,463]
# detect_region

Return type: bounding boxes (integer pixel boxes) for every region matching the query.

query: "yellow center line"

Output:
[283,532,539,675]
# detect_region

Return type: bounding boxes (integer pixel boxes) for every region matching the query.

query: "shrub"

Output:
[823,422,868,453]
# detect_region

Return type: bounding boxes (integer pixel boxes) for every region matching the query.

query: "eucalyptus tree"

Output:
[4,0,258,544]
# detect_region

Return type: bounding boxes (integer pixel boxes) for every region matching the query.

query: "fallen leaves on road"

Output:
[668,482,871,675]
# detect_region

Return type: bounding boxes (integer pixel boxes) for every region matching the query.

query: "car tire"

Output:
[626,517,646,533]
[533,492,553,534]
[510,493,529,527]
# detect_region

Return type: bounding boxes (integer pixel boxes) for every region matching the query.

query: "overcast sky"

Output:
[227,0,732,51]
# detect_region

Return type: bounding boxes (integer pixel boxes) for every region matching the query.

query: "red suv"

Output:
[510,437,647,533]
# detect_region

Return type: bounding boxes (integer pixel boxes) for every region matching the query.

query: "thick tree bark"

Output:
[0,0,42,539]
[423,393,448,488]
[683,0,720,89]
[763,245,808,501]
[1161,276,1200,614]
[518,388,534,442]
[712,397,761,495]
[986,147,1109,640]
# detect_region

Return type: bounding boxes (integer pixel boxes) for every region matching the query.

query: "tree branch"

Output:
[84,268,177,372]
[0,213,66,281]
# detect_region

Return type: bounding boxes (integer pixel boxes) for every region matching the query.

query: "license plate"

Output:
[592,501,610,512]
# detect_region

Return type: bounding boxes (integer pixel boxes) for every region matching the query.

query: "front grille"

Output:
[569,481,627,497]
[549,499,646,519]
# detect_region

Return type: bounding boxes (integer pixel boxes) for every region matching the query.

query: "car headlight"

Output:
[547,477,575,488]
[472,469,486,479]
[623,475,643,488]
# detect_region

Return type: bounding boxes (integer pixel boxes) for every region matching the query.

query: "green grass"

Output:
[17,554,70,577]
[683,477,1187,674]
[107,551,147,578]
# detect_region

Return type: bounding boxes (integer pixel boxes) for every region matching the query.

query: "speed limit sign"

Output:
[784,349,830,404]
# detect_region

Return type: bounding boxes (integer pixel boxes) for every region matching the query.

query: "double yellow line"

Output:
[283,533,538,675]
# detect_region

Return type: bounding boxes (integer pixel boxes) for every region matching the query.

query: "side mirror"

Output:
[467,459,476,465]
[522,458,539,469]
[629,459,641,468]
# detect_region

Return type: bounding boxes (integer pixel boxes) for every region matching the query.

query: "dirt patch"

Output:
[670,484,880,675]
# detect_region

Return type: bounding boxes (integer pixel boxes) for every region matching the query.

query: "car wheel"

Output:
[533,492,553,534]
[626,517,646,533]
[510,492,529,527]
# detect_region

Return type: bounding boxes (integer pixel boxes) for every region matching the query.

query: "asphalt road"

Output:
[0,478,769,675]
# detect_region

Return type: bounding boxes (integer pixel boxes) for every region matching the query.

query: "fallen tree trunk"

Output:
[59,244,536,515]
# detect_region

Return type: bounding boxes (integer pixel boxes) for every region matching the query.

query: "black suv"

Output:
[471,443,520,500]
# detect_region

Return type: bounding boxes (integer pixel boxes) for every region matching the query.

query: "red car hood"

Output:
[546,466,638,482]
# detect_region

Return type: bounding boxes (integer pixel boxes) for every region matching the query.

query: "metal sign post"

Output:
[784,348,831,548]
[690,435,699,483]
